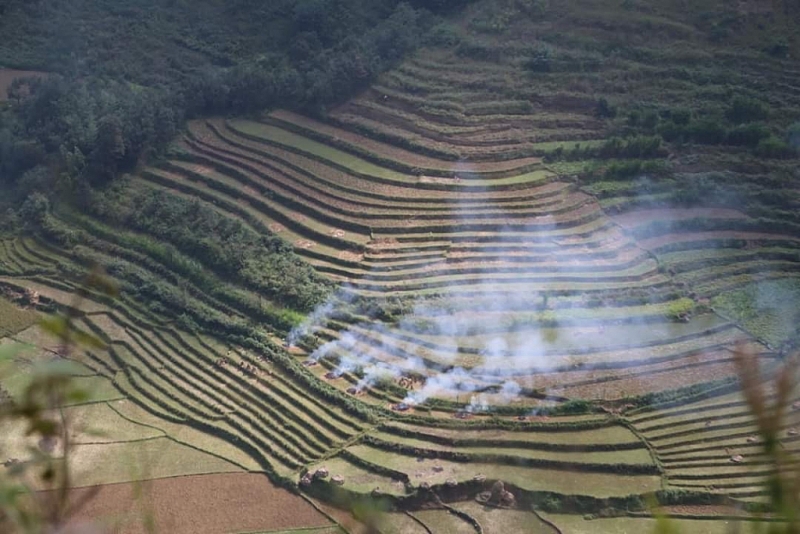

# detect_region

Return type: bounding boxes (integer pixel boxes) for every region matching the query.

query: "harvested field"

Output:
[541,513,744,534]
[0,295,39,337]
[64,473,333,534]
[454,501,558,534]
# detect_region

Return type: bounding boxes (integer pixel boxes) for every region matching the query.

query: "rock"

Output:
[299,474,313,487]
[445,479,458,487]
[489,480,506,504]
[730,455,744,463]
[501,490,516,506]
[432,465,444,473]
[314,467,329,479]
[331,475,345,485]
[472,474,486,482]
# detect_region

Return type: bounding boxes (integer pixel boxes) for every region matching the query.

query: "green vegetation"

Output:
[2,0,800,531]
[712,279,800,348]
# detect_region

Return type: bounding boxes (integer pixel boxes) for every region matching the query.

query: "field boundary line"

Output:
[405,511,433,534]
[296,494,347,534]
[107,400,252,472]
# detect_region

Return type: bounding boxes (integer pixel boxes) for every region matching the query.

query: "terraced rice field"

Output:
[2,102,797,528]
[4,2,800,531]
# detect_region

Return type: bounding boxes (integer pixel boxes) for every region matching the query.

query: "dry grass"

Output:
[63,472,333,534]
[0,296,39,338]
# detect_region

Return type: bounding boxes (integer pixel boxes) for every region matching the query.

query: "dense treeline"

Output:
[0,0,467,200]
[89,183,331,312]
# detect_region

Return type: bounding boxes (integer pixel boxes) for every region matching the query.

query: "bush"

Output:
[657,121,689,143]
[666,298,695,320]
[726,123,771,147]
[525,47,553,73]
[726,96,769,124]
[755,136,796,159]
[539,496,563,512]
[765,39,789,58]
[595,97,617,118]
[670,107,692,126]
[688,118,726,144]
[640,110,659,130]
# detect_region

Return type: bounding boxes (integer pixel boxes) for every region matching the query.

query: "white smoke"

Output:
[286,287,354,346]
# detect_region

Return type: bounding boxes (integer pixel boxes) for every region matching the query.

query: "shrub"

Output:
[666,298,695,321]
[726,123,771,147]
[555,399,592,414]
[670,107,692,126]
[765,38,789,58]
[525,47,553,73]
[688,118,726,144]
[539,496,563,512]
[595,97,617,118]
[641,110,660,130]
[755,136,795,159]
[726,95,769,124]
[657,120,689,143]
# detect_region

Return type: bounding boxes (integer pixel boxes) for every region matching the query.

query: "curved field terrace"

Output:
[3,1,800,532]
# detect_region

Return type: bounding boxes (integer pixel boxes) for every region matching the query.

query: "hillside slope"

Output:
[2,0,800,532]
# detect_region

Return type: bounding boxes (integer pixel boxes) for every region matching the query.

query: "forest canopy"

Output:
[0,0,470,198]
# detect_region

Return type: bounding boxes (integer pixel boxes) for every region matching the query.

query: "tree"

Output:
[89,115,126,183]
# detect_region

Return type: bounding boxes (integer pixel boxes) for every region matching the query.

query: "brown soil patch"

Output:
[542,354,743,400]
[295,240,316,249]
[330,229,346,238]
[64,472,331,534]
[0,69,46,102]
[268,223,285,233]
[338,250,364,262]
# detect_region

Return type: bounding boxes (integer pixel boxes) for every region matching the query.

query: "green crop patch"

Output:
[712,278,800,347]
